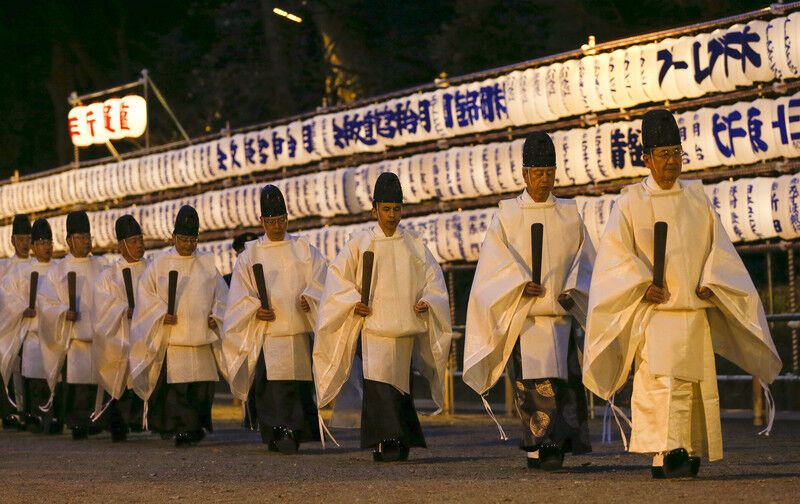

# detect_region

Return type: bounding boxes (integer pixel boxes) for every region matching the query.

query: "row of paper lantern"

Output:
[2,13,800,220]
[6,90,799,241]
[2,174,797,267]
[0,95,797,250]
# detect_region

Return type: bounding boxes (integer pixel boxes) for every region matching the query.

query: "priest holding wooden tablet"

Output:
[129,205,228,447]
[583,109,782,479]
[313,172,452,462]
[463,131,595,471]
[222,185,327,453]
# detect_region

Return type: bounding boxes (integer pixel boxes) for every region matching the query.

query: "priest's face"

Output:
[32,239,52,262]
[644,144,683,190]
[11,235,31,258]
[372,202,402,236]
[68,232,92,258]
[174,234,197,256]
[261,215,287,242]
[121,235,145,262]
[523,167,556,202]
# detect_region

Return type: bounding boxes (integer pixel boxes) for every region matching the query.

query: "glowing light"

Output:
[273,7,302,23]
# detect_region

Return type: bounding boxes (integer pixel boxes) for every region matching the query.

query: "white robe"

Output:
[0,255,32,279]
[129,248,227,403]
[313,226,453,414]
[0,260,53,386]
[223,234,327,401]
[39,255,106,392]
[583,176,782,460]
[463,193,594,395]
[92,257,149,400]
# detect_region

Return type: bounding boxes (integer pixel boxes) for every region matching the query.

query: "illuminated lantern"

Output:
[710,180,737,241]
[531,66,558,122]
[119,95,147,139]
[505,71,529,126]
[561,59,588,116]
[593,52,617,110]
[579,55,604,112]
[518,68,540,124]
[551,130,571,187]
[494,142,516,193]
[68,106,91,147]
[766,17,792,80]
[772,174,800,240]
[640,43,666,102]
[771,93,800,158]
[673,36,704,99]
[654,38,682,101]
[675,111,701,172]
[594,122,615,181]
[624,45,650,105]
[744,20,776,83]
[742,177,778,240]
[509,138,525,189]
[581,126,602,183]
[481,144,501,193]
[544,63,568,118]
[689,107,722,169]
[609,48,636,109]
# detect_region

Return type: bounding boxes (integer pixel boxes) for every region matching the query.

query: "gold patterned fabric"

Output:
[506,329,591,454]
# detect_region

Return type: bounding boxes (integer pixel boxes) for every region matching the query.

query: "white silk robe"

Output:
[39,255,106,392]
[92,257,149,400]
[129,248,228,403]
[0,260,53,384]
[313,226,453,414]
[584,176,782,460]
[463,193,594,395]
[222,235,327,401]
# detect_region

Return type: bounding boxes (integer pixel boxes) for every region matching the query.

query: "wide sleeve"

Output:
[700,204,782,383]
[0,266,32,386]
[562,223,596,329]
[413,243,453,412]
[221,251,266,400]
[462,213,534,394]
[583,199,652,399]
[38,264,70,392]
[129,260,169,401]
[209,271,230,382]
[92,266,130,399]
[312,239,365,408]
[301,243,328,327]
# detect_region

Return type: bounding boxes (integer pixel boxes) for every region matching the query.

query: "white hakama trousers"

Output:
[629,324,723,461]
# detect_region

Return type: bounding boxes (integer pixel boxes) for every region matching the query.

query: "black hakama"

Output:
[506,329,591,455]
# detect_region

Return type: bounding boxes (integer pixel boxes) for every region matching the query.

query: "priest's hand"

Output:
[523,282,546,297]
[354,302,372,317]
[414,300,429,313]
[299,296,310,313]
[208,317,217,330]
[696,286,713,300]
[127,308,134,320]
[644,284,670,304]
[65,310,79,322]
[22,308,36,318]
[163,313,178,325]
[256,307,276,322]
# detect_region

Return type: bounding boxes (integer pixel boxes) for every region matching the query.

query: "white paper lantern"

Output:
[544,63,569,119]
[766,17,791,81]
[624,45,650,105]
[509,138,525,190]
[532,66,559,123]
[771,93,800,158]
[593,52,617,110]
[609,48,636,109]
[672,36,704,99]
[640,43,666,103]
[744,20,776,83]
[505,71,529,126]
[561,59,589,116]
[689,107,723,169]
[771,174,800,239]
[579,56,604,112]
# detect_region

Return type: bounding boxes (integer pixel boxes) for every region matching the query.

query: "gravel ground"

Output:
[0,406,797,504]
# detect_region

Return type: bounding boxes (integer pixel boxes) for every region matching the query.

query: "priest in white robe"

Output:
[0,214,33,430]
[464,132,594,470]
[39,211,106,440]
[129,205,227,447]
[223,185,326,453]
[314,172,453,462]
[92,215,149,442]
[0,218,56,433]
[583,109,782,479]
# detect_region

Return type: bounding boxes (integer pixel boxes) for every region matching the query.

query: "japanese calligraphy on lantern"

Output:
[69,95,147,147]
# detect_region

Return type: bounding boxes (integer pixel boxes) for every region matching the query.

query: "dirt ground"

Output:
[0,405,797,504]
